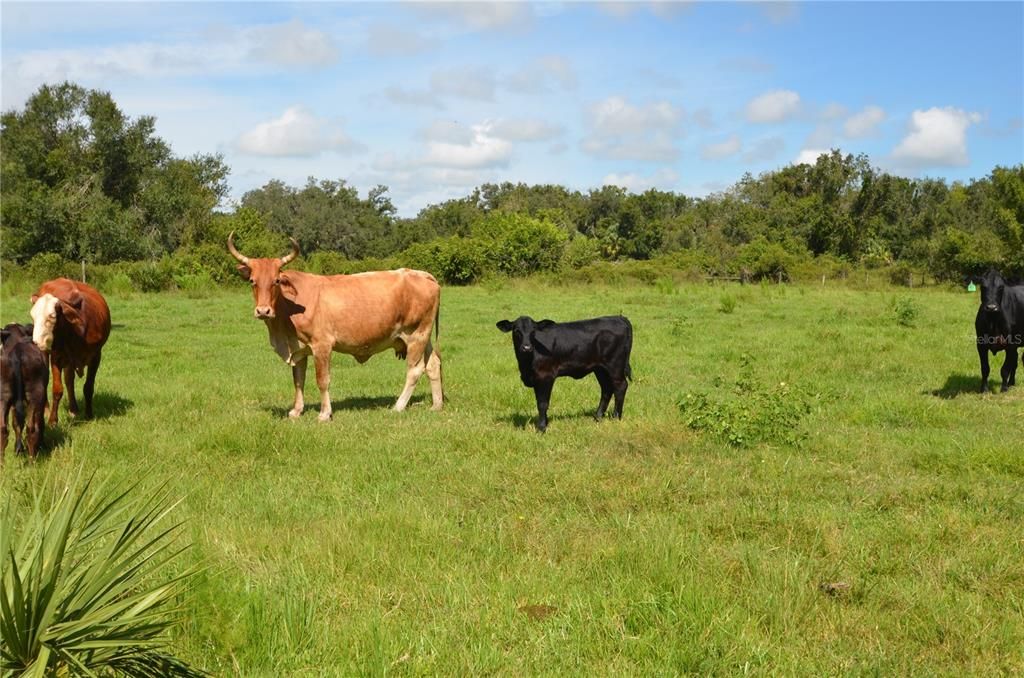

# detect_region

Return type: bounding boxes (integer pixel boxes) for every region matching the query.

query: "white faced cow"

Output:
[228,234,443,420]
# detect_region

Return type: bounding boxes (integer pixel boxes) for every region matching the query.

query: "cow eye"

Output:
[250,279,256,287]
[274,278,282,285]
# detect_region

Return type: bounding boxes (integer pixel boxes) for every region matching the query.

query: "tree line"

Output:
[3,82,1022,287]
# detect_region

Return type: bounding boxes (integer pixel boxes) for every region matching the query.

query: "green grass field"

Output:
[2,279,1022,675]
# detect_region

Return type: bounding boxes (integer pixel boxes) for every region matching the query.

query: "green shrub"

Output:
[304,250,350,275]
[562,235,601,270]
[472,212,566,276]
[891,295,920,327]
[127,259,176,292]
[398,237,486,285]
[888,261,917,287]
[718,294,737,314]
[678,354,814,447]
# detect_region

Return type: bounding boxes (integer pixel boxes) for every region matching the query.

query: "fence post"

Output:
[81,260,86,283]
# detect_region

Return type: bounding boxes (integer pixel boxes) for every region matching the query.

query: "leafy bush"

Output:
[718,294,737,314]
[127,259,177,292]
[0,475,203,676]
[678,354,814,447]
[736,237,802,282]
[472,212,566,276]
[399,237,487,285]
[561,234,601,270]
[891,296,920,327]
[888,261,917,287]
[304,250,350,275]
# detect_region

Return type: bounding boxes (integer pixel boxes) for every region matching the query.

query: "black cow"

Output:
[973,269,1024,393]
[496,315,633,432]
[1,323,49,461]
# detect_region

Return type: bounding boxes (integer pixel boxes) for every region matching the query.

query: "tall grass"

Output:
[0,280,1020,674]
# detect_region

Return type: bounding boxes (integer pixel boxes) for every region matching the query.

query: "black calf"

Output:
[973,269,1024,393]
[497,315,632,432]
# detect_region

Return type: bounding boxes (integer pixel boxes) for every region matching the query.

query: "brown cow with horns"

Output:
[228,233,443,420]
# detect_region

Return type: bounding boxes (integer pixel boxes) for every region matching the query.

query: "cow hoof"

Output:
[287,408,302,419]
[430,403,443,412]
[317,412,332,422]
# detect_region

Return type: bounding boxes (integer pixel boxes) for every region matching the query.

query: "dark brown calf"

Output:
[1,323,49,462]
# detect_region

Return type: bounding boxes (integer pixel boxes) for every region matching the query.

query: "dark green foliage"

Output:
[3,83,1022,284]
[678,355,814,447]
[1,82,227,264]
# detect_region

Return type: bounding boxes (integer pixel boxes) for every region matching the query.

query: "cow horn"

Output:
[280,238,300,266]
[227,232,249,265]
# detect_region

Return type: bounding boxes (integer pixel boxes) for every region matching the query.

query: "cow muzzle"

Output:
[986,304,999,312]
[255,306,275,319]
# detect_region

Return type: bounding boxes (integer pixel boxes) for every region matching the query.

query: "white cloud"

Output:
[410,3,533,32]
[793,148,828,166]
[420,120,475,144]
[590,96,683,135]
[246,20,338,68]
[892,107,982,167]
[1,20,337,110]
[843,105,886,138]
[430,67,496,101]
[701,134,742,160]
[423,123,513,169]
[603,168,680,193]
[488,118,563,142]
[236,106,363,157]
[581,96,684,162]
[745,89,801,123]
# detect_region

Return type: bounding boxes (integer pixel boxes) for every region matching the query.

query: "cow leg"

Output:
[394,340,427,412]
[1001,347,1018,391]
[64,366,78,418]
[313,348,333,422]
[83,351,101,419]
[27,400,43,461]
[425,344,444,411]
[977,345,990,393]
[612,378,628,419]
[289,357,307,419]
[594,368,614,420]
[533,380,554,432]
[48,361,64,426]
[1,398,9,463]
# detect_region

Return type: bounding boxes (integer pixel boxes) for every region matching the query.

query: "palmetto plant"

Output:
[0,476,204,677]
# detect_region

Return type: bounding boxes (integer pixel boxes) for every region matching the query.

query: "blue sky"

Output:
[2,1,1022,216]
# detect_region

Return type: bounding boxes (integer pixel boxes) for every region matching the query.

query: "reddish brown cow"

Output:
[228,234,443,420]
[30,278,111,425]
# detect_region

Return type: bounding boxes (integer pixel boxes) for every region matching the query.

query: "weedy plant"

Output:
[891,295,920,327]
[678,354,814,447]
[0,474,204,677]
[718,294,737,314]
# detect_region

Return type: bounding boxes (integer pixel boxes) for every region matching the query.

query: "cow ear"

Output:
[278,274,299,302]
[496,320,514,333]
[58,300,87,337]
[536,319,556,331]
[531,331,554,355]
[237,263,252,279]
[30,293,39,304]
[0,329,9,343]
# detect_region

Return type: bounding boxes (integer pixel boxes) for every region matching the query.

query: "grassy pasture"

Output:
[1,279,1022,675]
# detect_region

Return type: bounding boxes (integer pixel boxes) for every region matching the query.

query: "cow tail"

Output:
[10,350,27,431]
